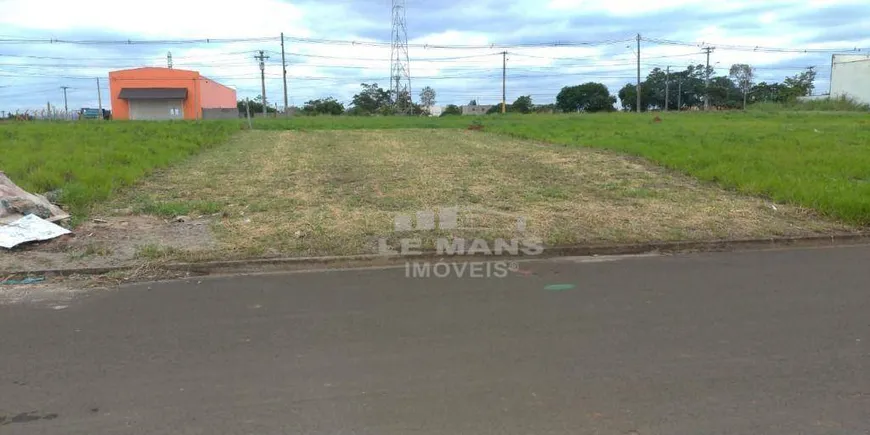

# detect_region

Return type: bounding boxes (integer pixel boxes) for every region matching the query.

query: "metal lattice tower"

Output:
[389,0,412,113]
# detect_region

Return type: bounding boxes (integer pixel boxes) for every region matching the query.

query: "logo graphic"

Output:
[378,206,543,278]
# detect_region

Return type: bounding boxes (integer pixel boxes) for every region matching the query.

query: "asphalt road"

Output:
[1,246,869,435]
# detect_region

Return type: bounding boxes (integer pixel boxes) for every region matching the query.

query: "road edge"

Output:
[3,232,868,280]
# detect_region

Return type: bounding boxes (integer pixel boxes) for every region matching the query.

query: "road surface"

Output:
[1,246,869,434]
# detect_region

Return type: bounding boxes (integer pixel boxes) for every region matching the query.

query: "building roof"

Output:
[111,67,199,74]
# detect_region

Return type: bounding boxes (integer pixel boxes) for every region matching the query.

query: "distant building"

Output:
[108,67,238,120]
[829,54,870,106]
[462,104,494,115]
[426,105,444,117]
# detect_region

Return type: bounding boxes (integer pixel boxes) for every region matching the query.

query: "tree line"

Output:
[237,64,818,116]
[616,64,817,111]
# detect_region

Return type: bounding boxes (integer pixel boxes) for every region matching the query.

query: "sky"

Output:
[1,0,869,113]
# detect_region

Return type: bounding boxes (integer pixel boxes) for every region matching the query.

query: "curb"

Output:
[4,232,868,280]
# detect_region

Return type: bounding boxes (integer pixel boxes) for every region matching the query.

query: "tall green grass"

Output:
[5,112,870,227]
[0,120,239,216]
[750,96,870,112]
[253,111,870,224]
[484,112,870,225]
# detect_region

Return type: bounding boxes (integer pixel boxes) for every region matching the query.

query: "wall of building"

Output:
[830,54,870,105]
[202,108,240,119]
[462,105,493,115]
[199,77,237,109]
[109,68,201,120]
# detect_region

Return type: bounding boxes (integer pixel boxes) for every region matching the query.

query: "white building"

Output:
[462,104,494,115]
[830,54,870,105]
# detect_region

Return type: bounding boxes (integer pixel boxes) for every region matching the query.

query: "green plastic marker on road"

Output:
[544,284,576,292]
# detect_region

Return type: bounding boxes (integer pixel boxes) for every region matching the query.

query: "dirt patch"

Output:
[1,215,216,273]
[100,129,852,259]
[3,128,856,270]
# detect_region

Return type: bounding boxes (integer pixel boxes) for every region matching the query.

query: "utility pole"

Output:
[636,34,641,113]
[677,80,682,111]
[281,33,288,115]
[703,47,715,111]
[96,78,103,119]
[60,86,70,113]
[502,51,507,114]
[245,98,252,129]
[665,66,670,112]
[254,50,270,116]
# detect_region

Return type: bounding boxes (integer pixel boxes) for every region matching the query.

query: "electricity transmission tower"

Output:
[389,0,412,113]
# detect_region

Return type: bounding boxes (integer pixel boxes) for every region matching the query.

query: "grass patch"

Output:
[250,112,870,225]
[478,112,870,225]
[111,129,848,258]
[67,243,113,260]
[252,115,470,130]
[750,96,870,112]
[135,243,183,260]
[0,120,239,217]
[135,198,223,218]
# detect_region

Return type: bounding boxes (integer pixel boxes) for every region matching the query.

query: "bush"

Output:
[440,104,462,116]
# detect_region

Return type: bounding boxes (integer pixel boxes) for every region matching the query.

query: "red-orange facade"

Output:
[108,67,236,120]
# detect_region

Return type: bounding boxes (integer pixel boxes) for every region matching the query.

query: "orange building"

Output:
[108,67,237,120]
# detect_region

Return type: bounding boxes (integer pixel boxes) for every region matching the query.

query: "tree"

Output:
[749,81,787,103]
[302,97,344,115]
[440,104,462,116]
[486,104,502,114]
[468,99,478,106]
[783,67,817,98]
[708,76,742,109]
[419,86,436,108]
[350,83,392,115]
[511,95,533,114]
[393,89,424,115]
[617,82,658,112]
[238,97,277,115]
[729,64,755,110]
[557,82,616,113]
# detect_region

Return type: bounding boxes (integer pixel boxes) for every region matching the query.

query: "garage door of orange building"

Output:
[130,99,184,120]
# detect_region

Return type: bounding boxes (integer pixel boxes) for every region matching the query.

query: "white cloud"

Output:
[1,0,869,110]
[0,0,310,39]
[544,0,754,15]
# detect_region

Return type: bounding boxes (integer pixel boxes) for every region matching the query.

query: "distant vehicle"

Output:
[80,108,111,120]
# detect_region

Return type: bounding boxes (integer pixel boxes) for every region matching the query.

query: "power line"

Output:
[0,36,280,45]
[643,37,867,53]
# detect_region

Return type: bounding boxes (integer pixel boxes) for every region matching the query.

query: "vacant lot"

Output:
[105,129,847,259]
[256,112,870,225]
[0,121,237,218]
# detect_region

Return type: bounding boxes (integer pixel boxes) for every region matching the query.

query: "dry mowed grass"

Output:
[110,129,850,258]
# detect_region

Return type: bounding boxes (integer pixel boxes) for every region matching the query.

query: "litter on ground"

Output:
[0,171,69,225]
[0,276,47,286]
[0,214,71,249]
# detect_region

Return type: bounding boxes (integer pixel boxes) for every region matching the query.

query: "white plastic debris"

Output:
[0,171,69,224]
[0,214,71,249]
